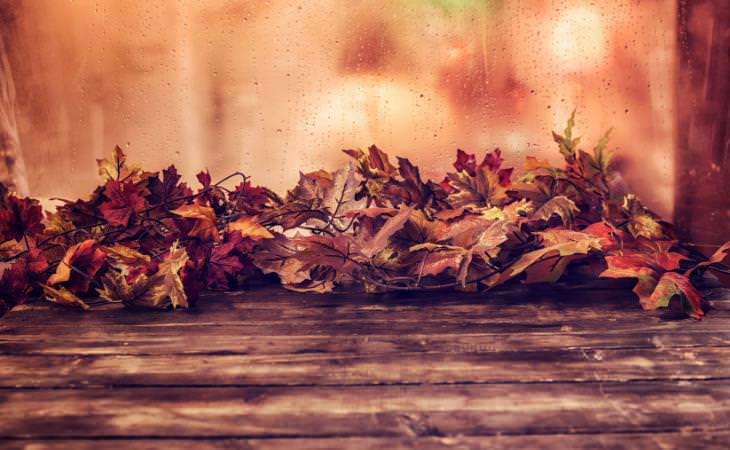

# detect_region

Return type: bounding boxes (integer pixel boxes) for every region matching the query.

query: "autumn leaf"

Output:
[147,165,193,209]
[552,109,581,160]
[446,148,513,208]
[360,206,413,257]
[484,229,601,288]
[229,179,271,214]
[453,149,477,176]
[0,249,48,308]
[99,180,146,227]
[97,145,140,181]
[99,241,190,309]
[252,234,311,285]
[172,203,220,242]
[47,240,106,294]
[226,216,273,241]
[42,285,90,310]
[0,195,45,241]
[599,250,689,312]
[649,271,705,319]
[409,243,469,279]
[685,241,730,277]
[530,195,579,227]
[205,232,256,290]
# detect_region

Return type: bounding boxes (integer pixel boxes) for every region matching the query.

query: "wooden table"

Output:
[1,284,729,449]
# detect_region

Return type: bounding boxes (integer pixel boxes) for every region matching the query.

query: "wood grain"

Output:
[1,382,729,438]
[1,286,729,448]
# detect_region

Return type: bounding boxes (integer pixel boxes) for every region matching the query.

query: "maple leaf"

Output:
[552,109,581,160]
[0,195,45,241]
[469,219,522,262]
[47,240,106,294]
[204,232,256,290]
[171,203,220,242]
[0,249,48,308]
[229,179,271,215]
[453,149,477,176]
[599,250,694,314]
[360,206,413,257]
[97,145,140,181]
[346,146,446,209]
[686,241,730,277]
[195,170,227,213]
[293,234,363,273]
[393,209,449,248]
[147,165,193,209]
[226,216,273,241]
[446,148,513,208]
[409,243,470,280]
[530,195,579,227]
[649,272,705,319]
[41,285,90,310]
[100,241,190,309]
[99,180,146,227]
[484,229,601,288]
[252,234,311,285]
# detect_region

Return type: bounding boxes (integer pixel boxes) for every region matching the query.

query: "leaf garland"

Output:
[0,114,727,320]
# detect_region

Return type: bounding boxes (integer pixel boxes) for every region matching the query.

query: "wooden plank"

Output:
[3,287,727,330]
[1,288,727,356]
[2,329,729,356]
[1,382,728,438]
[2,432,729,450]
[0,346,728,388]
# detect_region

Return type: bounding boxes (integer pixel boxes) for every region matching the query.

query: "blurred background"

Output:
[0,0,727,243]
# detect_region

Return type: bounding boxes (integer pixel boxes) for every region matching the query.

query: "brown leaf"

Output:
[530,195,579,226]
[99,241,190,309]
[227,216,273,241]
[172,204,220,242]
[42,285,90,310]
[360,206,413,257]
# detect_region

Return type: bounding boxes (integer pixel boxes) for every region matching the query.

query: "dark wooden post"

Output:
[675,0,730,248]
[0,3,28,195]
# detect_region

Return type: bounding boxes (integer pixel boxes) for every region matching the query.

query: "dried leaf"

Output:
[172,203,220,242]
[227,216,273,241]
[47,240,106,293]
[360,206,413,257]
[42,285,90,310]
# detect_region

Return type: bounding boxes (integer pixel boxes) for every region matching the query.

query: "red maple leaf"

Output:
[99,180,146,227]
[205,232,256,290]
[147,165,193,209]
[0,248,49,309]
[229,180,270,215]
[453,149,477,176]
[0,195,45,241]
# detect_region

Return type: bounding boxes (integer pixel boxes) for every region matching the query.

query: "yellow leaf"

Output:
[628,214,663,240]
[156,240,189,309]
[97,145,140,181]
[103,244,151,268]
[227,216,273,241]
[0,239,24,259]
[171,204,220,242]
[98,241,190,309]
[42,285,90,310]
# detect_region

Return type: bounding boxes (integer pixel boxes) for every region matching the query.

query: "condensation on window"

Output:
[2,0,678,218]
